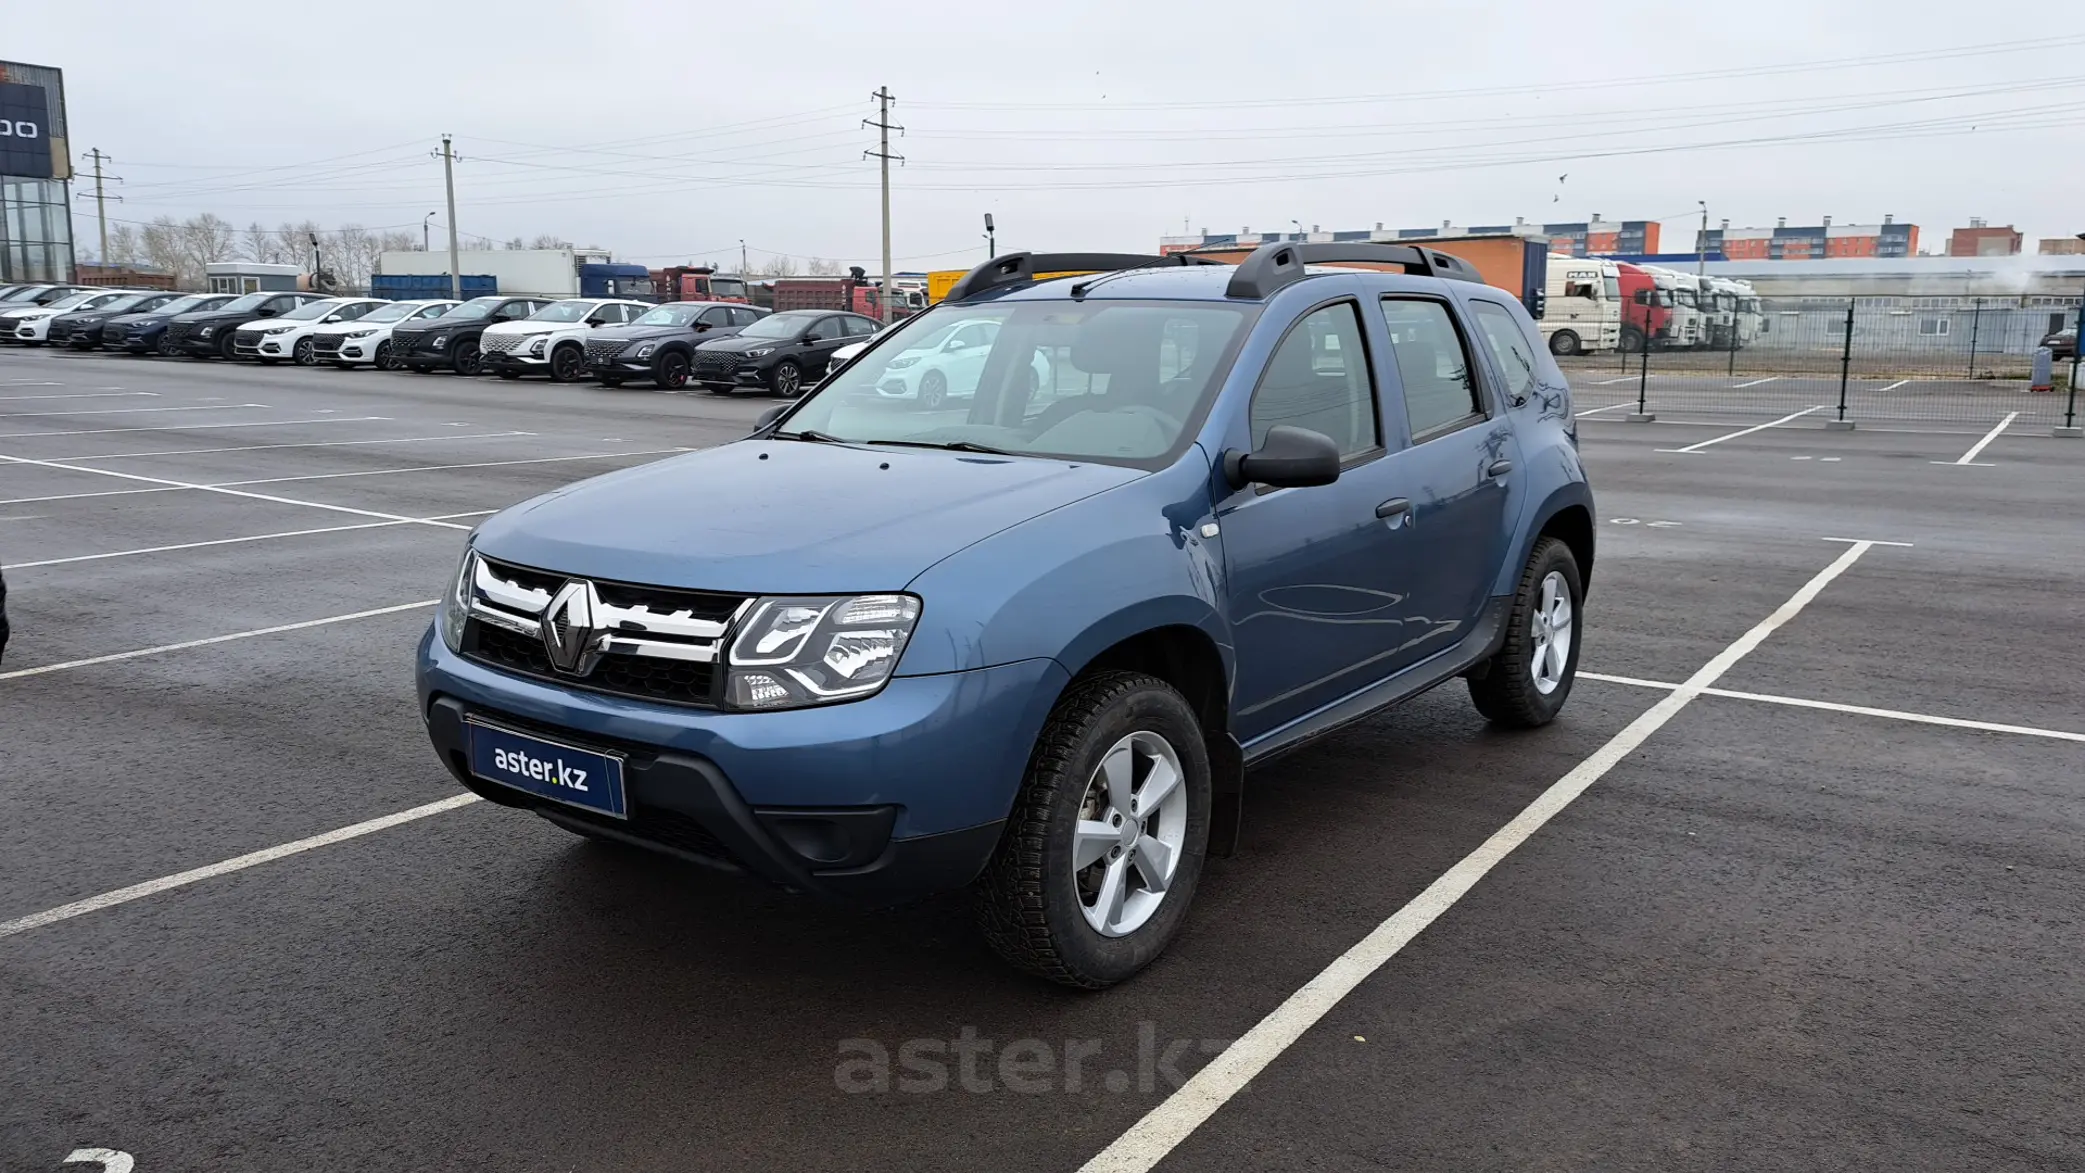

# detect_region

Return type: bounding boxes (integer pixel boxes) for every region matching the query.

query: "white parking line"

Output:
[1574,403,1635,417]
[1074,539,1889,1173]
[1579,673,2085,744]
[0,416,387,440]
[0,452,472,530]
[0,599,438,683]
[1591,376,1640,386]
[1659,405,1826,454]
[0,795,481,941]
[2,511,491,570]
[0,390,156,402]
[1731,376,1780,388]
[0,447,670,505]
[1877,380,1909,393]
[63,429,532,462]
[1937,411,2019,466]
[0,403,262,420]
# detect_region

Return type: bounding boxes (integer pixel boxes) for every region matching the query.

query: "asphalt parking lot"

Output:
[3,346,2082,1172]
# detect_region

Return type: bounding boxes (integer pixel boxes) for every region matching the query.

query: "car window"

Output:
[849,315,880,336]
[264,296,300,314]
[417,303,450,319]
[498,302,533,320]
[1378,299,1482,438]
[733,307,763,326]
[807,317,844,343]
[1467,300,1540,408]
[698,307,731,327]
[1250,301,1379,459]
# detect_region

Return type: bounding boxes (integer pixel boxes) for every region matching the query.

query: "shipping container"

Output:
[371,273,498,300]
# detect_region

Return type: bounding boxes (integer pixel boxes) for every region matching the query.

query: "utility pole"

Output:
[438,135,462,301]
[81,149,120,266]
[740,239,749,278]
[1696,200,1708,280]
[984,213,995,259]
[865,87,904,324]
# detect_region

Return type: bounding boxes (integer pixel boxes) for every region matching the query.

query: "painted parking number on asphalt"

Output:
[62,1151,135,1173]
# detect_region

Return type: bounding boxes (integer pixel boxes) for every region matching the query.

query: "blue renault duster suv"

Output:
[417,243,1594,988]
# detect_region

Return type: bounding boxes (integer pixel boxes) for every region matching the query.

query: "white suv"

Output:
[311,299,459,369]
[7,289,137,345]
[233,297,389,364]
[479,298,652,382]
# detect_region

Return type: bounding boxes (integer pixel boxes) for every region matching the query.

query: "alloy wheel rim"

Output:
[1530,570,1574,695]
[1073,731,1188,938]
[776,365,798,395]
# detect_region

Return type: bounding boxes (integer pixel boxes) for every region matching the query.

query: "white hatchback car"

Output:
[871,318,1051,408]
[7,289,137,345]
[479,298,653,382]
[233,297,389,364]
[310,299,460,369]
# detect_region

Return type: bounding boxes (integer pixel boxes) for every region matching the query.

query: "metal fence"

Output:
[1560,296,2083,430]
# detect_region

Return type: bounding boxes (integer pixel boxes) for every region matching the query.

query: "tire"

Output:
[451,340,482,376]
[1619,327,1645,354]
[549,344,585,383]
[973,671,1212,989]
[1548,329,1581,357]
[1467,537,1582,728]
[218,333,238,361]
[769,360,802,398]
[155,333,177,357]
[600,376,625,389]
[919,369,947,409]
[654,350,689,389]
[374,341,399,371]
[496,370,521,380]
[293,338,316,366]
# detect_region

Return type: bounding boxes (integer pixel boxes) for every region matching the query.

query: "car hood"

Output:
[173,309,255,324]
[484,320,573,337]
[697,334,797,354]
[471,439,1145,594]
[591,324,702,344]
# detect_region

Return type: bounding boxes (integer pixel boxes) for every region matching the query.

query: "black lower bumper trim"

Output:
[424,696,1002,904]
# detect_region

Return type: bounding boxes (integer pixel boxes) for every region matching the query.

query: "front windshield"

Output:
[1675,290,1698,308]
[88,293,155,314]
[741,314,811,339]
[778,299,1254,468]
[529,300,595,323]
[1603,275,1621,301]
[358,302,416,323]
[0,286,49,302]
[633,304,705,327]
[281,301,340,321]
[711,278,748,300]
[439,297,503,321]
[42,292,100,311]
[148,295,210,315]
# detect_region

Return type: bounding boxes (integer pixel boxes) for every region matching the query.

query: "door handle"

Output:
[1375,498,1411,521]
[1487,458,1514,477]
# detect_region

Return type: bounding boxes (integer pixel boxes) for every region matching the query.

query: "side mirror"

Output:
[1222,425,1341,490]
[324,314,342,323]
[256,308,278,318]
[755,404,789,433]
[694,322,711,332]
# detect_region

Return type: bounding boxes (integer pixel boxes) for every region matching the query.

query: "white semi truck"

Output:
[1540,255,1622,356]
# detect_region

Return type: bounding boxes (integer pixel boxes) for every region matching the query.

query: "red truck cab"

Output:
[1613,262,1667,353]
[652,266,750,304]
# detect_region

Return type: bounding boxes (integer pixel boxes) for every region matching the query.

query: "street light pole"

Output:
[1696,200,1708,280]
[984,213,995,259]
[423,212,437,252]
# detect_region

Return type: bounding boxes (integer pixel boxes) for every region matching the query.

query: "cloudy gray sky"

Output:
[15,0,2085,271]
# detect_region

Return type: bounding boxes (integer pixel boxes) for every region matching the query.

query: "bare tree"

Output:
[501,236,527,250]
[807,257,843,276]
[527,233,573,250]
[140,217,186,282]
[175,214,239,288]
[759,254,799,278]
[104,224,142,266]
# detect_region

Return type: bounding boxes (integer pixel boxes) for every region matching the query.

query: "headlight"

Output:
[886,355,919,369]
[743,347,773,358]
[198,326,216,337]
[724,593,921,710]
[430,334,448,349]
[344,328,377,338]
[527,336,547,356]
[263,325,296,335]
[439,548,476,653]
[634,343,655,359]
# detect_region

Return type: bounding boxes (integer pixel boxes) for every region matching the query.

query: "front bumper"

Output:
[235,333,291,358]
[417,628,1065,902]
[11,319,51,342]
[589,358,653,378]
[485,351,552,374]
[175,330,224,355]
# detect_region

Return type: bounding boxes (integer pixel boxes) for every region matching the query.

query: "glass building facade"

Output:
[0,61,73,284]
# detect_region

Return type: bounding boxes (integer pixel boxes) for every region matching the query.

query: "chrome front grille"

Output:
[164,321,194,346]
[586,337,629,364]
[693,349,740,378]
[459,556,750,707]
[310,334,345,356]
[480,333,526,354]
[46,320,75,342]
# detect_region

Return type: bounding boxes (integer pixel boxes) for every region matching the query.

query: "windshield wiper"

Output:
[864,439,1015,456]
[774,428,853,444]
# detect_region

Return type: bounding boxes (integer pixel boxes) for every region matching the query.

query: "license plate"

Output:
[467,719,627,819]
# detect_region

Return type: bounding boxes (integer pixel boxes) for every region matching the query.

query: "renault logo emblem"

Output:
[540,580,602,675]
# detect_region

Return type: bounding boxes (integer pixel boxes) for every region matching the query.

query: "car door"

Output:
[1220,299,1419,740]
[695,306,734,336]
[1369,296,1519,662]
[803,315,846,375]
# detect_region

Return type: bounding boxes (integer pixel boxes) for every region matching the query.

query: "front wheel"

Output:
[374,340,399,371]
[653,351,689,389]
[217,333,238,361]
[451,341,482,376]
[1619,327,1645,354]
[549,344,585,383]
[1467,537,1582,728]
[155,333,177,357]
[1548,329,1581,357]
[919,369,947,409]
[973,671,1212,989]
[769,360,802,397]
[293,338,316,365]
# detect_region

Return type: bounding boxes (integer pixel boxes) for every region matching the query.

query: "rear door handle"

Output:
[1487,458,1514,477]
[1376,498,1411,521]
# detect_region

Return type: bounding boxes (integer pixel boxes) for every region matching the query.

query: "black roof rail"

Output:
[1223,241,1481,299]
[942,251,1223,302]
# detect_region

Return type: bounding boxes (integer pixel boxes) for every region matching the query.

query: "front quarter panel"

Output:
[898,452,1230,680]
